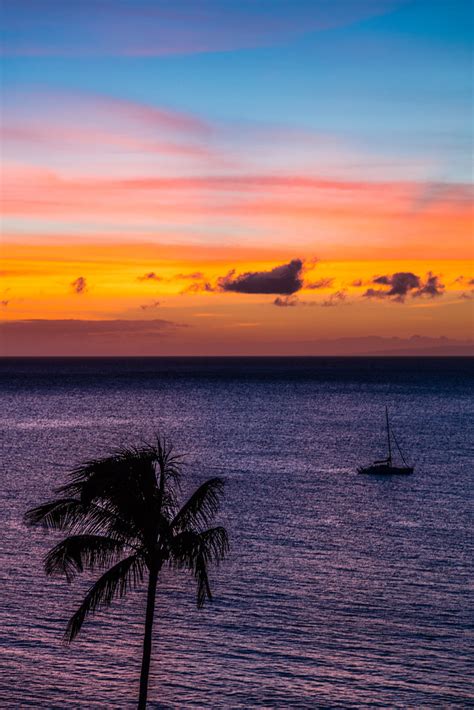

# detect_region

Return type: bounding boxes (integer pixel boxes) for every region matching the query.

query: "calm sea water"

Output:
[0,357,472,708]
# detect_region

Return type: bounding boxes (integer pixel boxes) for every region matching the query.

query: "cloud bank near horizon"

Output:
[2,321,472,357]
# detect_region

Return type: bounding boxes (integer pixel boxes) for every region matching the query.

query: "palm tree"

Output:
[24,437,229,709]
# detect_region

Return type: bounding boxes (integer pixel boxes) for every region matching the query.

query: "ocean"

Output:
[0,357,472,708]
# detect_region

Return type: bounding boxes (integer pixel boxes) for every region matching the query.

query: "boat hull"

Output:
[358,464,414,475]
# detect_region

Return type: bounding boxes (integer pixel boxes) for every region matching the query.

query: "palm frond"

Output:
[24,496,141,543]
[171,478,225,532]
[44,535,129,582]
[171,527,229,566]
[170,526,229,608]
[24,498,87,531]
[198,526,230,563]
[153,436,183,484]
[151,436,182,517]
[64,553,146,643]
[193,527,229,608]
[61,447,156,502]
[59,448,160,538]
[195,551,212,608]
[75,501,141,542]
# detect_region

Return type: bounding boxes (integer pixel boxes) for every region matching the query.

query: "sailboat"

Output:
[358,407,414,475]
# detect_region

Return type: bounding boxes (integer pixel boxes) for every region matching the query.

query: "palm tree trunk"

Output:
[138,564,158,709]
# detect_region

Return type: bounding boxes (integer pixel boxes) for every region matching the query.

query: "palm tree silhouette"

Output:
[24,437,229,709]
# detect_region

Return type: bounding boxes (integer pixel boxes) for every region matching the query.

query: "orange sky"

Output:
[2,238,472,354]
[1,162,473,353]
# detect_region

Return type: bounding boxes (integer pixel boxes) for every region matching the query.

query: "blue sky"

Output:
[2,1,471,183]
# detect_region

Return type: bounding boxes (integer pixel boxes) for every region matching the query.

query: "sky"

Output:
[1,0,473,355]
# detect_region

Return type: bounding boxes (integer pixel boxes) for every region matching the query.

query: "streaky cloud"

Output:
[138,272,162,282]
[1,1,404,57]
[305,277,334,290]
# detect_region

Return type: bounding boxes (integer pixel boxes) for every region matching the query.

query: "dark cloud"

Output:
[364,271,445,302]
[372,275,390,286]
[373,272,420,297]
[138,272,162,282]
[365,272,420,302]
[305,277,334,290]
[219,259,303,295]
[71,276,87,294]
[413,272,445,298]
[321,290,348,307]
[140,300,161,310]
[274,295,299,307]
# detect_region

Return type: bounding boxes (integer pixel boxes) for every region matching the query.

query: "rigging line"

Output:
[392,429,408,466]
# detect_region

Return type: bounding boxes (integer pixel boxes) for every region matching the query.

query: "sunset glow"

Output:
[1,0,472,354]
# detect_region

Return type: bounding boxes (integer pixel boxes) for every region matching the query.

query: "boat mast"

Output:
[386,406,392,464]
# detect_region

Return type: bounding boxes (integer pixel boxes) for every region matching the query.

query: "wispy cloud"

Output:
[4,161,471,258]
[140,301,161,310]
[138,272,162,282]
[273,290,348,307]
[1,1,404,57]
[321,290,348,307]
[181,281,215,294]
[305,277,334,290]
[175,272,205,280]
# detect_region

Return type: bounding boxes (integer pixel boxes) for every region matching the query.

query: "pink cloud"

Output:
[6,88,211,133]
[3,123,213,159]
[2,90,216,174]
[3,163,472,241]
